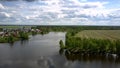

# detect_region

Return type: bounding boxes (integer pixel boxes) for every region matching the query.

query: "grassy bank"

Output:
[60,30,120,56]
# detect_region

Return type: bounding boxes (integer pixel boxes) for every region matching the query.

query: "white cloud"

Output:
[0,0,120,25]
[80,0,87,2]
[0,12,11,17]
[0,3,5,9]
[42,0,62,13]
[73,1,108,8]
[58,14,67,18]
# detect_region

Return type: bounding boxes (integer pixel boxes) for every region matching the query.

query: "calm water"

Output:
[0,32,120,68]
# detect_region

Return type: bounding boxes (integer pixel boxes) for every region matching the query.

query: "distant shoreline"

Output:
[0,25,120,26]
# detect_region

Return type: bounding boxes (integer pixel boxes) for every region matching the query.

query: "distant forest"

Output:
[1,26,120,32]
[35,26,120,32]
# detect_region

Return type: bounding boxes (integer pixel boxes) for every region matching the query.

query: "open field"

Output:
[75,30,120,40]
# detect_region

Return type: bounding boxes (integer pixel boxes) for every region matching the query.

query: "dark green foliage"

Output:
[116,40,120,55]
[35,26,120,32]
[32,31,37,35]
[0,37,8,43]
[40,31,49,35]
[7,35,14,43]
[59,49,64,55]
[59,40,65,49]
[0,28,3,31]
[35,26,82,32]
[19,31,29,40]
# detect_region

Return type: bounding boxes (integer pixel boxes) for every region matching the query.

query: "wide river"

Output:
[0,32,120,68]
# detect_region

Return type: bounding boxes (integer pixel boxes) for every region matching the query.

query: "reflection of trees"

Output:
[8,40,28,48]
[59,49,64,55]
[59,48,120,63]
[9,43,14,48]
[20,40,28,46]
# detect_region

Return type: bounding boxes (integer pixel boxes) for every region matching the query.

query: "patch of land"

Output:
[75,30,120,40]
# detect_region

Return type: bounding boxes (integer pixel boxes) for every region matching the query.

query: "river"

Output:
[0,32,120,68]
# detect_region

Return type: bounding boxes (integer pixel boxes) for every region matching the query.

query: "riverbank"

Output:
[60,30,120,56]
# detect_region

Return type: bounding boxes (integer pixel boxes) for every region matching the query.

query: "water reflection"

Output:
[60,49,120,63]
[59,49,64,55]
[20,40,29,45]
[9,43,14,48]
[37,56,55,68]
[7,40,29,48]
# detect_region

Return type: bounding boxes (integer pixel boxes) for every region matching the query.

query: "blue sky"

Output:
[0,0,120,25]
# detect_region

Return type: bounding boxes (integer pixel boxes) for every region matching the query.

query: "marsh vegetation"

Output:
[60,30,120,56]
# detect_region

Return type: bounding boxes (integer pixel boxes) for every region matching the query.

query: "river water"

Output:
[0,32,120,68]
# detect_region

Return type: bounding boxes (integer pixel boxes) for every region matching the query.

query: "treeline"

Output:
[35,26,82,32]
[1,26,120,32]
[35,26,120,32]
[33,26,120,36]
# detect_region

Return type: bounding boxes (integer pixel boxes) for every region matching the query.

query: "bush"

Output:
[19,31,29,40]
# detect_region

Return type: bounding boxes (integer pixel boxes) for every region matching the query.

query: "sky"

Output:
[0,0,120,25]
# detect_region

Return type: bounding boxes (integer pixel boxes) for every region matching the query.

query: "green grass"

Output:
[75,30,120,40]
[64,30,120,55]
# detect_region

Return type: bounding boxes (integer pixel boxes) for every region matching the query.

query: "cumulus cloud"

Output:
[0,0,120,25]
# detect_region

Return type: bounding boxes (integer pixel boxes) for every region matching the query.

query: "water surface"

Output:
[0,32,120,68]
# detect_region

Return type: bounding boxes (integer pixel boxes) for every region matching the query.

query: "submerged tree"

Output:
[59,40,65,49]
